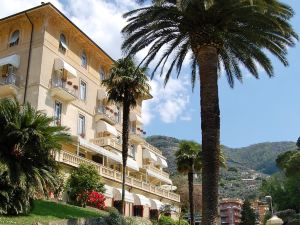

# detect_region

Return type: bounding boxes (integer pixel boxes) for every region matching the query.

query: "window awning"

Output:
[113,150,140,171]
[97,88,108,100]
[79,138,121,163]
[0,54,20,68]
[147,169,173,185]
[143,149,157,162]
[104,185,113,198]
[132,193,151,207]
[130,112,143,124]
[113,188,134,203]
[96,120,118,136]
[149,199,164,210]
[54,58,77,78]
[156,157,168,168]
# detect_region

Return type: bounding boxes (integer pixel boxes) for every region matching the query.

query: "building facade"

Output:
[219,198,243,225]
[251,200,269,225]
[0,3,180,219]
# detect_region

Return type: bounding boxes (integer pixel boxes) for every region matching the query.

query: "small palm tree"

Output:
[122,1,297,224]
[102,57,150,215]
[0,98,70,215]
[176,141,226,225]
[176,141,202,225]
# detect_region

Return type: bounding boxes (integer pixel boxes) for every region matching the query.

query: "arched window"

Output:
[81,52,87,69]
[99,67,105,81]
[59,33,67,52]
[9,30,20,47]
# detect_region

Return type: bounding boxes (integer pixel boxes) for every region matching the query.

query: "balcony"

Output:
[50,78,78,102]
[0,73,18,97]
[95,105,118,125]
[55,150,180,202]
[129,129,144,144]
[142,141,162,155]
[143,164,169,179]
[92,137,122,151]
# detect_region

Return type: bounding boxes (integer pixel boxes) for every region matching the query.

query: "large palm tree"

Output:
[122,1,297,224]
[0,98,70,214]
[102,57,150,215]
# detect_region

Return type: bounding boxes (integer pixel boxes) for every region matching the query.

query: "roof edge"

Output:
[0,2,115,63]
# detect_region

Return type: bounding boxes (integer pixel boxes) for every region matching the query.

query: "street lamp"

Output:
[265,196,273,215]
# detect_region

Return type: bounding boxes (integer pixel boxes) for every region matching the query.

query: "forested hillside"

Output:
[146,135,296,175]
[146,135,297,199]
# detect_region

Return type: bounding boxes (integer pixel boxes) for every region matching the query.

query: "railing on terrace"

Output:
[0,73,18,86]
[96,105,119,123]
[143,164,169,178]
[142,141,162,155]
[51,78,78,97]
[92,137,122,151]
[55,150,180,202]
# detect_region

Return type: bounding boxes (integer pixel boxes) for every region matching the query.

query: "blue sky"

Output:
[0,0,299,148]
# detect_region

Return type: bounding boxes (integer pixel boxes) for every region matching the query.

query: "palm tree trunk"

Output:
[121,94,130,215]
[195,46,220,225]
[188,161,195,225]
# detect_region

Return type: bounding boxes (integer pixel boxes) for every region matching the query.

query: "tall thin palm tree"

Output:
[122,1,297,224]
[0,98,70,214]
[176,141,226,225]
[102,57,150,215]
[176,141,202,225]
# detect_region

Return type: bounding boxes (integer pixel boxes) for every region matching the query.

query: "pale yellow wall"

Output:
[0,5,179,210]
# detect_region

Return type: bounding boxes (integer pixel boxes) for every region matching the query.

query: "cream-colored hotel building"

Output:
[0,3,180,219]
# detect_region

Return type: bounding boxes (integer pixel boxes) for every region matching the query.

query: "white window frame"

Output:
[9,30,20,47]
[59,33,68,52]
[81,52,87,69]
[54,100,62,126]
[99,68,105,81]
[78,114,86,137]
[79,80,87,101]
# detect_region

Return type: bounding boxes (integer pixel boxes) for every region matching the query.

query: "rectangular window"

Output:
[78,114,85,137]
[54,101,62,126]
[79,80,87,101]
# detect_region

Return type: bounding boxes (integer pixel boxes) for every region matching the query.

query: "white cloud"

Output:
[142,75,192,124]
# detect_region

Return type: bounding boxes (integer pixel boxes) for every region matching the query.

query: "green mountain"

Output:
[146,135,297,199]
[146,135,297,175]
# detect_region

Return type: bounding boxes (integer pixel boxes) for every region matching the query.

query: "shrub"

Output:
[125,216,152,225]
[66,163,105,205]
[105,207,124,225]
[159,215,176,225]
[176,219,189,225]
[0,171,32,215]
[77,191,106,210]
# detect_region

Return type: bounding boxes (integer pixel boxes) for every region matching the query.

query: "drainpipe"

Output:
[23,12,34,104]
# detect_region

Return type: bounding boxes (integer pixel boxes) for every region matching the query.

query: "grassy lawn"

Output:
[0,200,107,225]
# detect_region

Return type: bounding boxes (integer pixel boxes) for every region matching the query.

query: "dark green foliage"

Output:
[66,163,105,205]
[176,141,202,174]
[0,98,70,215]
[240,200,256,225]
[122,0,298,88]
[276,209,297,225]
[105,207,124,225]
[0,170,32,215]
[159,215,176,225]
[260,150,300,212]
